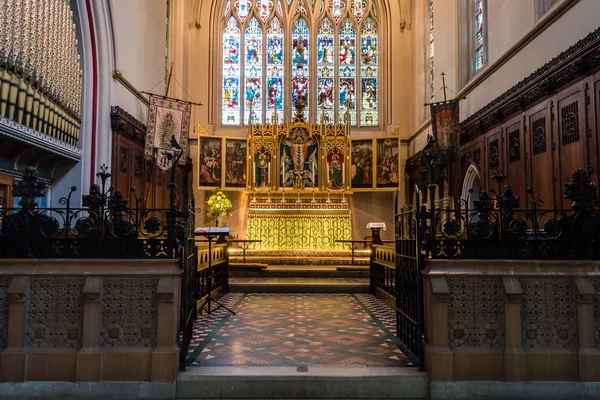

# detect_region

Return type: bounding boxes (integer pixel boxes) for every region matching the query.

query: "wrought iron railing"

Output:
[0,165,185,259]
[426,170,600,260]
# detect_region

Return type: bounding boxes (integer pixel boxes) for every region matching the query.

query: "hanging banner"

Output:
[145,94,191,170]
[430,100,459,150]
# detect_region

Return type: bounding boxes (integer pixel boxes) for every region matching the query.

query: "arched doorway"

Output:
[461,163,481,211]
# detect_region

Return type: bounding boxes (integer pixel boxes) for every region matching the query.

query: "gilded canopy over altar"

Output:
[248,117,350,192]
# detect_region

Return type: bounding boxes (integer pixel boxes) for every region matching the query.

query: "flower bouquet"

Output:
[206,188,232,226]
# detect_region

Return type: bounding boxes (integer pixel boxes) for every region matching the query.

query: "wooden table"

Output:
[335,239,395,264]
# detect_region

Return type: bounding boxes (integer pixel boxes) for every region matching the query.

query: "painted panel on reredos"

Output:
[198,137,222,188]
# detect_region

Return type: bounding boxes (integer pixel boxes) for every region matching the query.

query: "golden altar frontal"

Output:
[246,193,351,251]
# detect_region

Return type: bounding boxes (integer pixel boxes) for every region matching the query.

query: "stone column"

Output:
[442,196,452,211]
[151,276,179,381]
[76,277,102,381]
[426,276,454,380]
[0,277,29,382]
[502,277,526,381]
[574,278,599,381]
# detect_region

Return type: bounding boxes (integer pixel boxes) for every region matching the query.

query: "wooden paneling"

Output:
[458,76,600,211]
[110,106,191,212]
[485,129,503,191]
[504,117,526,205]
[527,103,554,208]
[554,84,586,209]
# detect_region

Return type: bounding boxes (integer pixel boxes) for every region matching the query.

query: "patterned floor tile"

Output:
[186,293,408,367]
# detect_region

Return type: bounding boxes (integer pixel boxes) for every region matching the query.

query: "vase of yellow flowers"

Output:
[206,188,232,226]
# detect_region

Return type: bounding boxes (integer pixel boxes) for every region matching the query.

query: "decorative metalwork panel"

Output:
[521,279,577,349]
[0,277,10,348]
[26,278,85,348]
[0,165,181,259]
[532,117,547,155]
[561,101,579,146]
[429,170,600,260]
[101,278,158,347]
[447,278,504,348]
[508,130,520,163]
[392,201,425,368]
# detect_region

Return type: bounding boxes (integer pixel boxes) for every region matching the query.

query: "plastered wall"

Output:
[408,0,600,158]
[109,0,168,124]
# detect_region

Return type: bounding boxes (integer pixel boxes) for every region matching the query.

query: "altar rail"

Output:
[196,243,229,314]
[370,245,396,302]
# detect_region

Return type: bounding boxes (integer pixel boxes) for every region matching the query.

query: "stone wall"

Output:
[423,259,600,382]
[0,259,181,382]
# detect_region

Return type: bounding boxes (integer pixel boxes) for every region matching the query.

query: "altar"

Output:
[246,201,351,250]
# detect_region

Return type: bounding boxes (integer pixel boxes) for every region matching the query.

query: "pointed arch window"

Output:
[222,18,241,125]
[219,0,381,127]
[474,0,485,72]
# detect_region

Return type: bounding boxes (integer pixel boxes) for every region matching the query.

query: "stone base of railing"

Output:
[0,259,181,383]
[423,259,600,383]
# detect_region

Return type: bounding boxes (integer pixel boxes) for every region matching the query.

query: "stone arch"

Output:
[461,163,481,211]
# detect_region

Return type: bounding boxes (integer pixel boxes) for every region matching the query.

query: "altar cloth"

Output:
[246,209,352,250]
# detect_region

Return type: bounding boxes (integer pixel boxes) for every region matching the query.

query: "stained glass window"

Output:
[257,0,273,22]
[221,0,380,127]
[292,18,310,120]
[475,0,485,72]
[244,18,263,124]
[266,18,284,123]
[339,18,356,126]
[330,0,344,24]
[222,17,241,125]
[317,18,334,123]
[235,0,249,22]
[429,0,434,102]
[360,17,377,126]
[352,0,365,23]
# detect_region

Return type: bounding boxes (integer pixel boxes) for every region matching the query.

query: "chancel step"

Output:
[229,264,370,278]
[229,255,370,266]
[228,277,369,293]
[176,366,428,399]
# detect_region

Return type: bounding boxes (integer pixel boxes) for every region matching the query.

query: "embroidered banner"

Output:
[430,100,459,150]
[145,95,191,170]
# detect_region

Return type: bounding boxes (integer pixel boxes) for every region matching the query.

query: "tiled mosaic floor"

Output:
[186,293,408,367]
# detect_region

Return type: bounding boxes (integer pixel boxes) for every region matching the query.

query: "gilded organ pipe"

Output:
[0,0,82,146]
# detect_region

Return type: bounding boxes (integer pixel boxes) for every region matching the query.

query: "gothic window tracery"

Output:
[220,0,380,127]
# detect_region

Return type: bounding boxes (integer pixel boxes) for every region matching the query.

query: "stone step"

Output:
[229,264,369,278]
[229,256,370,266]
[176,366,428,399]
[228,277,370,293]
